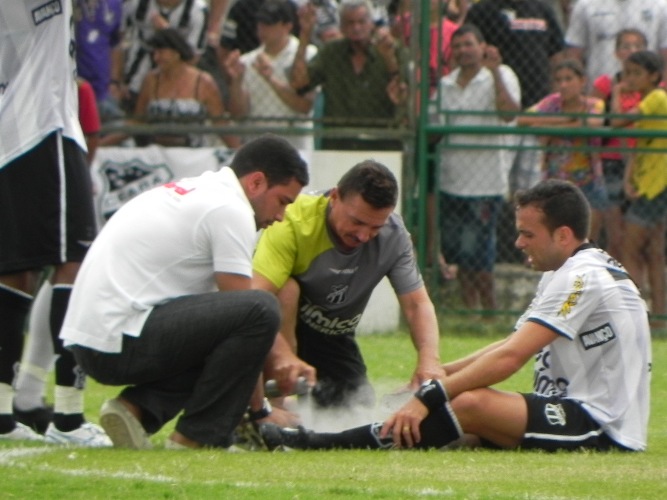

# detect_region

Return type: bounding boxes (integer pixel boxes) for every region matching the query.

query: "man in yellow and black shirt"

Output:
[253,160,444,411]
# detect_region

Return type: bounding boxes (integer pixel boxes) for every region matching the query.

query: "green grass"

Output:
[1,329,665,499]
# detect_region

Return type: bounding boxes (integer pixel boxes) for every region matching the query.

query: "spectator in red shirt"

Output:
[77,78,101,165]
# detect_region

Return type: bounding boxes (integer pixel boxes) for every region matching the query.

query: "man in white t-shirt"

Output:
[432,24,521,312]
[566,0,667,85]
[61,135,313,450]
[225,0,318,151]
[260,179,652,453]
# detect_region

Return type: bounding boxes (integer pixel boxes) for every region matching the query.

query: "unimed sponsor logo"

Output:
[32,0,62,25]
[299,302,362,335]
[579,323,616,350]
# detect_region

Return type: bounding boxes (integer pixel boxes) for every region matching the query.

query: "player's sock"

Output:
[263,402,464,450]
[0,285,33,433]
[53,386,84,431]
[50,285,85,431]
[321,421,394,449]
[14,281,55,411]
[312,404,463,450]
[414,403,464,449]
[0,384,16,433]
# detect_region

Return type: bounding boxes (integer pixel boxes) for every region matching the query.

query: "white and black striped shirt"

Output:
[121,0,208,94]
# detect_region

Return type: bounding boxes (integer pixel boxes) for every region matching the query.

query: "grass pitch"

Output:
[1,329,665,499]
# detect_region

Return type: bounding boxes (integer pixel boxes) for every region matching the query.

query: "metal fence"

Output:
[105,0,667,322]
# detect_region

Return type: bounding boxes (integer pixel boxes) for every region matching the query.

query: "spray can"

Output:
[264,376,310,398]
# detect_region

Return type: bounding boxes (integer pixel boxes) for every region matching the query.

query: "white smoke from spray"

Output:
[283,380,413,432]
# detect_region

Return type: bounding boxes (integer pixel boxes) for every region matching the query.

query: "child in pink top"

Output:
[519,59,607,241]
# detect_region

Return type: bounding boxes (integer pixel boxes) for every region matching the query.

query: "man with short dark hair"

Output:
[252,160,444,414]
[60,134,310,450]
[261,179,651,452]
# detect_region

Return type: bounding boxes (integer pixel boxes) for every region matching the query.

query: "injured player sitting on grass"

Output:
[258,179,651,453]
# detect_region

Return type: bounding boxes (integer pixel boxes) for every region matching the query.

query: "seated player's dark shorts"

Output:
[519,394,631,452]
[0,131,97,274]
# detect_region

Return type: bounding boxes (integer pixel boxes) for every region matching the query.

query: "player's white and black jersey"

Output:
[0,0,85,168]
[515,246,652,450]
[121,0,208,94]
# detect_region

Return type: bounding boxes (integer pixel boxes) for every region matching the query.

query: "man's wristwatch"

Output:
[248,398,272,421]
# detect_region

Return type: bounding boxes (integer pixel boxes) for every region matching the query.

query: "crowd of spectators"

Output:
[72,0,667,319]
[2,0,657,450]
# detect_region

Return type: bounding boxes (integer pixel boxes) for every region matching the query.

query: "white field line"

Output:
[0,446,236,484]
[0,445,459,497]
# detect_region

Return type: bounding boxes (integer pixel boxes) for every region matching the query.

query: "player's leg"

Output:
[14,279,55,434]
[39,134,109,446]
[0,137,64,441]
[0,272,42,440]
[49,262,85,431]
[450,387,526,448]
[260,392,465,450]
[259,387,522,451]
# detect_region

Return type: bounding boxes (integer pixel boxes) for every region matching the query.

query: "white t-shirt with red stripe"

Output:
[61,167,257,353]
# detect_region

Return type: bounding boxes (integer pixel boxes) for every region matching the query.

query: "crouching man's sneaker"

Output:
[99,398,152,449]
[45,422,112,447]
[0,422,45,442]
